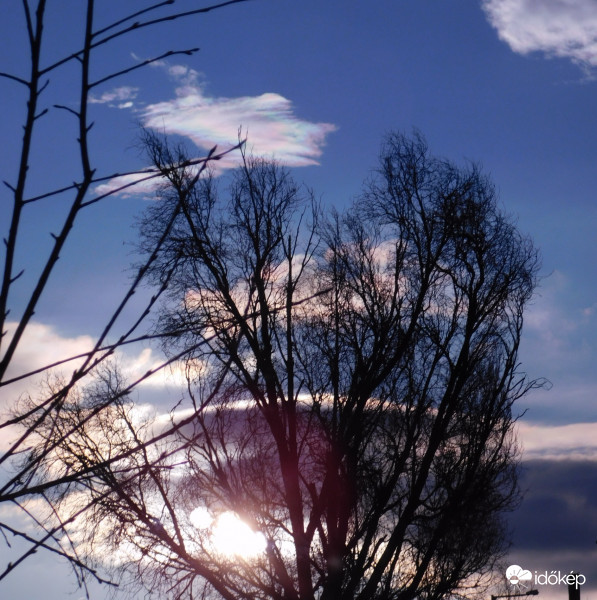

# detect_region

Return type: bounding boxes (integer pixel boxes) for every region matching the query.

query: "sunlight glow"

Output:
[190,508,266,558]
[189,506,213,529]
[212,512,266,558]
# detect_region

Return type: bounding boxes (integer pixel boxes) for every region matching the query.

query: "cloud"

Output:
[93,170,165,199]
[509,459,597,557]
[89,85,139,107]
[517,270,597,426]
[502,460,597,600]
[0,321,187,422]
[0,321,94,409]
[482,0,597,69]
[0,322,93,453]
[518,421,597,461]
[140,66,336,167]
[92,64,336,198]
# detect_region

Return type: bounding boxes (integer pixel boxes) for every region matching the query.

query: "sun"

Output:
[190,508,266,559]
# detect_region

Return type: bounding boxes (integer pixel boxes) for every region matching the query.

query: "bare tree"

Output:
[38,131,541,599]
[0,0,247,592]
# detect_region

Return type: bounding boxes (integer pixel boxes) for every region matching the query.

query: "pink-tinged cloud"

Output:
[518,421,597,461]
[140,76,336,167]
[482,0,597,68]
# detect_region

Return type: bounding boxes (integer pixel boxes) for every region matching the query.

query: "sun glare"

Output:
[190,508,266,559]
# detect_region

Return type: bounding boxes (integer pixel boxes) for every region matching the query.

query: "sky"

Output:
[1,0,597,598]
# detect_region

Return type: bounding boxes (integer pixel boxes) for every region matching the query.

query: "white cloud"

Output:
[0,321,185,416]
[93,170,164,199]
[482,0,597,68]
[522,271,578,361]
[168,64,191,78]
[0,322,94,408]
[89,85,139,106]
[0,322,94,453]
[0,320,198,459]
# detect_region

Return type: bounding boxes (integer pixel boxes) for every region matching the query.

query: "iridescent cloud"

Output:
[93,66,336,197]
[140,66,336,167]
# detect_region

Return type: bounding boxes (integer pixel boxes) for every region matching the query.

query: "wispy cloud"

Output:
[482,0,597,69]
[89,85,139,108]
[93,170,166,199]
[517,270,597,426]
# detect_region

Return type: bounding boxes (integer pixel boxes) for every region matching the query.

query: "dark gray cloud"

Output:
[512,460,597,551]
[505,459,597,598]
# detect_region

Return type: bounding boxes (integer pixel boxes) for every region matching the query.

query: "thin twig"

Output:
[89,47,199,89]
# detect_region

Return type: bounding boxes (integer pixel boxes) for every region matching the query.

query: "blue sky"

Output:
[1,1,597,598]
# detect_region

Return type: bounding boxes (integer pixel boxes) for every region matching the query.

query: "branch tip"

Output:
[10,270,25,284]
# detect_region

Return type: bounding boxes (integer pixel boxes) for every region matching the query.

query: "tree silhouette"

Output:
[0,1,247,592]
[36,131,541,599]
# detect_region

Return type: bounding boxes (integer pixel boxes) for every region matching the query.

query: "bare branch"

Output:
[39,0,251,76]
[89,47,199,89]
[0,72,29,86]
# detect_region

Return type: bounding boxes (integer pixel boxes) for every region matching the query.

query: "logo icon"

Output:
[506,565,533,590]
